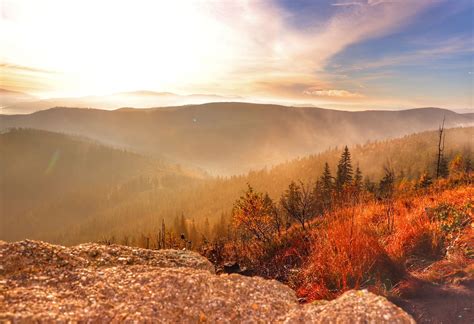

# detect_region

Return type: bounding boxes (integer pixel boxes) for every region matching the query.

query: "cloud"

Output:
[332,1,398,6]
[306,0,436,67]
[188,0,438,102]
[0,63,59,93]
[332,2,364,6]
[338,36,474,72]
[215,1,437,76]
[1,0,441,101]
[303,88,364,98]
[0,63,56,74]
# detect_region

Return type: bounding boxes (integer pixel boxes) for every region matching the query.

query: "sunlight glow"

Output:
[1,1,235,97]
[1,0,472,109]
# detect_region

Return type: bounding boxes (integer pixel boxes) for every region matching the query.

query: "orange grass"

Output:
[296,185,473,301]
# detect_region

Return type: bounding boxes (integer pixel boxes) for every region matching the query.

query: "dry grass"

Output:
[296,185,473,301]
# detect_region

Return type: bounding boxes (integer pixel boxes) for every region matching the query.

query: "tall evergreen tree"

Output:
[189,219,199,248]
[354,165,363,191]
[379,166,395,199]
[202,217,211,242]
[318,162,334,210]
[336,146,353,190]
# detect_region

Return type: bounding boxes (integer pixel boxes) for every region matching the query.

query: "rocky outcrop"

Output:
[0,240,214,276]
[0,240,415,323]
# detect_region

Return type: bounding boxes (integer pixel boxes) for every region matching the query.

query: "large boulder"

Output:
[0,240,214,276]
[0,240,415,323]
[282,290,415,323]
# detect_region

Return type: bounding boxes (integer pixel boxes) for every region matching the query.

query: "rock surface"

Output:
[0,240,415,323]
[284,290,416,323]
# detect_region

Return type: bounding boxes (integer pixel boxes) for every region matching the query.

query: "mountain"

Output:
[0,129,202,243]
[0,91,241,114]
[1,103,472,174]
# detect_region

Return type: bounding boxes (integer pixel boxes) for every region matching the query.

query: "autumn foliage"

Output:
[223,147,473,301]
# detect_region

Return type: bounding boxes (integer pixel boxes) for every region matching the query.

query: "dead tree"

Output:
[436,117,446,179]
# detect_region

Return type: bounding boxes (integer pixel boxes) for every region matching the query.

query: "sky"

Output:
[1,0,473,110]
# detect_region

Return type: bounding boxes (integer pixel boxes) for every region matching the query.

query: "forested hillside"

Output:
[1,104,472,174]
[0,129,201,243]
[1,127,472,245]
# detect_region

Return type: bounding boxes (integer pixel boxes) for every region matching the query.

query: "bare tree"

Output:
[436,117,446,179]
[280,180,317,230]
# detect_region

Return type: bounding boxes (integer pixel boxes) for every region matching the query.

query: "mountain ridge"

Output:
[1,103,472,174]
[0,91,243,114]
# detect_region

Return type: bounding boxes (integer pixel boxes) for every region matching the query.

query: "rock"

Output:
[69,243,215,273]
[0,240,415,323]
[282,290,416,323]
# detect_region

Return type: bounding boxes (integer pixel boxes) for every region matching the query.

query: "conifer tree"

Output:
[354,165,363,191]
[189,219,199,249]
[202,217,211,242]
[379,166,395,199]
[336,146,353,191]
[318,162,334,210]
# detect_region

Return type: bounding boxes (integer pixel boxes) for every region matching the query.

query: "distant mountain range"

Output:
[2,88,472,115]
[1,103,472,174]
[0,89,242,114]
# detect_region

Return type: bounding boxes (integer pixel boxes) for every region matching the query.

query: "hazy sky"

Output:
[1,0,473,109]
